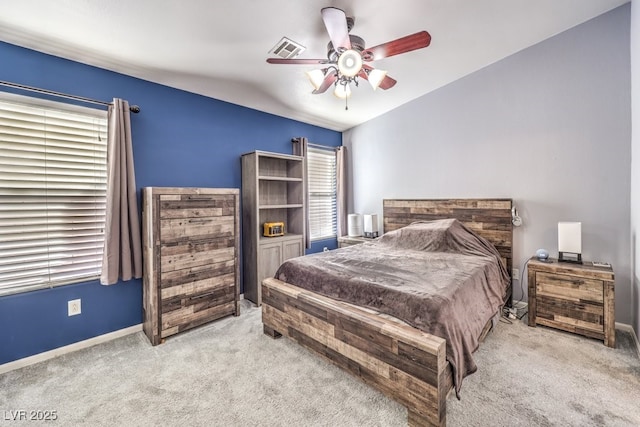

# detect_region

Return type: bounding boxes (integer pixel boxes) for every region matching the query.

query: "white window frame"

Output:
[0,92,108,296]
[306,145,337,241]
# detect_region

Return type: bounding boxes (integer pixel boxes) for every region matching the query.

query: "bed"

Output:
[261,199,513,426]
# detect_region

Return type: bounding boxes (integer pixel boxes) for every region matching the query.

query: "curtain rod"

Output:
[0,80,141,113]
[292,138,336,151]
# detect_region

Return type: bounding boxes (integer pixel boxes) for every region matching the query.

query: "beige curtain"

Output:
[100,98,142,285]
[292,137,311,249]
[336,146,348,237]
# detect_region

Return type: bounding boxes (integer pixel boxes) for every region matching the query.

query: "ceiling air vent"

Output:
[269,37,306,59]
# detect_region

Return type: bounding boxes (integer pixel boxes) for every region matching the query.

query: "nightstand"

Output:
[527,257,615,347]
[337,235,377,248]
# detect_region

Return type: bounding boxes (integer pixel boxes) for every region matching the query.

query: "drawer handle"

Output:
[192,291,218,299]
[189,218,210,224]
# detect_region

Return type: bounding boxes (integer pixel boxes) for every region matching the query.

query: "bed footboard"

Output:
[261,278,452,427]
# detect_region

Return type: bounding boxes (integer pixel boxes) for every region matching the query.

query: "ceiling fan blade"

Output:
[321,7,351,51]
[359,64,397,90]
[377,74,397,90]
[267,58,330,65]
[362,31,431,61]
[312,72,338,94]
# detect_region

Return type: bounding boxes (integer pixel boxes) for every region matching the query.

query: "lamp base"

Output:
[558,251,582,264]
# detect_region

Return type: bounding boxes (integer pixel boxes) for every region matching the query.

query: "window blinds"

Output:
[0,94,108,295]
[307,146,337,241]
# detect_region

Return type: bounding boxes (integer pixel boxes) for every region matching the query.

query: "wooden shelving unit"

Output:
[241,151,305,306]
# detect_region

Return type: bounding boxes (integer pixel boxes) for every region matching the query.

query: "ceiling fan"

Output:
[266,7,431,107]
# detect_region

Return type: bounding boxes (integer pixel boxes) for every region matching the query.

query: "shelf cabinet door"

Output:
[283,239,303,261]
[256,236,303,305]
[259,241,283,285]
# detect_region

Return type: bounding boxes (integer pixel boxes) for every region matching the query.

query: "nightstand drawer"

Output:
[535,272,603,303]
[536,296,604,337]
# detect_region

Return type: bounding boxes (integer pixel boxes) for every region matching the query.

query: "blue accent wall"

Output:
[0,41,341,364]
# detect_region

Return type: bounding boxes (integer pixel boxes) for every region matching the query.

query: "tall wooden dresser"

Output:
[142,187,240,345]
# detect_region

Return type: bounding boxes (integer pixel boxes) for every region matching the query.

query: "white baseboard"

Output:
[616,322,640,359]
[2,295,248,375]
[0,324,142,375]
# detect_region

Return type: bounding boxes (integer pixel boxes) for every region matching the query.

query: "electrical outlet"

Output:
[68,299,81,316]
[512,268,519,280]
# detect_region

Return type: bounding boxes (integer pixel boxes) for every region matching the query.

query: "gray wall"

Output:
[631,0,639,336]
[344,5,633,323]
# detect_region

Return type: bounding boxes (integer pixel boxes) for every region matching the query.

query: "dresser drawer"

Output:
[160,280,237,338]
[160,216,235,242]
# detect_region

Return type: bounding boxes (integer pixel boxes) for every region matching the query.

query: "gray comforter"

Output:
[274,219,510,396]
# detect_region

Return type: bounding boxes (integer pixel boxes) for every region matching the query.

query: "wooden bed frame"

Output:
[261,199,513,426]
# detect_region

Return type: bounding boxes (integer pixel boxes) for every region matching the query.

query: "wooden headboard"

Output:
[383,198,513,280]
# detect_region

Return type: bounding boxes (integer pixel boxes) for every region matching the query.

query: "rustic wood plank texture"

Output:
[603,280,615,347]
[527,257,615,347]
[528,265,537,328]
[142,187,240,346]
[260,198,512,426]
[262,277,449,427]
[160,217,235,241]
[383,198,512,273]
[535,272,604,303]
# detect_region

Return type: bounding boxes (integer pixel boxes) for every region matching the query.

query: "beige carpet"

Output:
[1,300,638,426]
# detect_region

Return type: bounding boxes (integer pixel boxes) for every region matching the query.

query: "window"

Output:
[0,93,108,296]
[307,145,337,241]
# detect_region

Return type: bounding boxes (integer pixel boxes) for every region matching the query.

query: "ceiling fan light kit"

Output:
[337,49,363,77]
[266,7,431,109]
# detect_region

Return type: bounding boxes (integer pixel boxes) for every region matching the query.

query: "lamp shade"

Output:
[333,83,351,99]
[367,69,387,90]
[558,221,582,263]
[558,222,582,254]
[363,214,379,238]
[305,69,325,91]
[337,49,363,77]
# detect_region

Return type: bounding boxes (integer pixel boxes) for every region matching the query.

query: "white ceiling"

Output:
[0,0,629,131]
